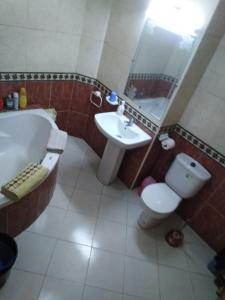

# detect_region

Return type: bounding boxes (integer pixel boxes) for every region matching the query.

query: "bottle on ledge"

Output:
[19,87,28,109]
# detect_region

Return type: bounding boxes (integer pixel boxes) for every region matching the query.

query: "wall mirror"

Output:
[124,0,219,123]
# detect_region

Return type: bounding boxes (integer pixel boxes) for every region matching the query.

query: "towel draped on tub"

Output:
[47,128,68,154]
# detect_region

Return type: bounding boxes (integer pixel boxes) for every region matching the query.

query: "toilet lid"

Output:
[141,183,181,214]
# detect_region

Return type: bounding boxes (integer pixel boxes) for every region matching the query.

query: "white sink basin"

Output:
[95,112,151,149]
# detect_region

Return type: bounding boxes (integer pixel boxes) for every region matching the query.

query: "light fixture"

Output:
[146,0,204,38]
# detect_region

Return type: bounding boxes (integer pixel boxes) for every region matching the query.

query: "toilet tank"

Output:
[165,153,211,198]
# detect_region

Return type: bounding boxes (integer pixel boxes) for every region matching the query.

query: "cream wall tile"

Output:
[82,0,112,41]
[116,0,149,10]
[28,0,60,31]
[178,28,225,154]
[207,1,225,38]
[57,0,86,34]
[200,69,225,100]
[97,44,132,95]
[27,29,80,72]
[58,33,80,72]
[105,1,146,59]
[26,29,60,72]
[76,36,104,78]
[162,33,220,126]
[180,87,225,154]
[0,25,27,71]
[207,38,225,76]
[0,0,28,27]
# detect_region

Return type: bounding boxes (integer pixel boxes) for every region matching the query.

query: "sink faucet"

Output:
[124,117,134,127]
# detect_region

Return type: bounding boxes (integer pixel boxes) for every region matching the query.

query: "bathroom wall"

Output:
[162,0,225,127]
[125,74,176,99]
[97,0,149,96]
[180,34,225,155]
[132,25,191,80]
[0,0,157,188]
[0,73,156,188]
[0,0,111,78]
[136,127,225,252]
[135,7,225,251]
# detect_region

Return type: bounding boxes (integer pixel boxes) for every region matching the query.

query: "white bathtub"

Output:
[0,109,60,207]
[133,97,169,120]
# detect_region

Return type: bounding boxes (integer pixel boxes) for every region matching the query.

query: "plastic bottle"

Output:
[19,87,27,109]
[5,94,14,110]
[0,97,4,111]
[13,92,19,110]
[117,100,125,116]
[109,91,117,103]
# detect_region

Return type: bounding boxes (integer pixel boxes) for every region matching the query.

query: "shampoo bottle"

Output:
[13,92,19,110]
[117,100,125,116]
[19,87,27,109]
[5,94,14,110]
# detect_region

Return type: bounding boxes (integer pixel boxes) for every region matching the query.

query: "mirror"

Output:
[124,0,219,122]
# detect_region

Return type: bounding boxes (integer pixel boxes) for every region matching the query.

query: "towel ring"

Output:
[90,91,102,108]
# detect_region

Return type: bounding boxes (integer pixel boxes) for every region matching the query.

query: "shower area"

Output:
[124,21,197,119]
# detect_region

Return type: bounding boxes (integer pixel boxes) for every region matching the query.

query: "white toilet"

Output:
[138,153,211,229]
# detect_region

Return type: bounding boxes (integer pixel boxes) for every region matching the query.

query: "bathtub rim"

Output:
[0,108,60,209]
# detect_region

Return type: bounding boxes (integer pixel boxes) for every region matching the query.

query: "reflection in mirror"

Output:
[124,0,216,121]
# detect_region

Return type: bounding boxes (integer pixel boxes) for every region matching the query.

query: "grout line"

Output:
[156,235,162,300]
[16,136,215,298]
[81,245,93,299]
[26,227,201,275]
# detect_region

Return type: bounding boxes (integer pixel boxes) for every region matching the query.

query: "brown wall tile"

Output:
[26,81,51,108]
[208,178,225,215]
[71,82,93,115]
[190,204,225,249]
[50,81,74,111]
[0,81,25,98]
[56,111,69,132]
[141,131,225,251]
[66,111,89,139]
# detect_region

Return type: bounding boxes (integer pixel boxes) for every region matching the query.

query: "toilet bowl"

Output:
[138,183,181,228]
[138,153,211,229]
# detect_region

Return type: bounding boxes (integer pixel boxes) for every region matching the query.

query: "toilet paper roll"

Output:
[162,138,175,150]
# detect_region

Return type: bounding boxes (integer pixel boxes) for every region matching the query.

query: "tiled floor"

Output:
[0,136,218,300]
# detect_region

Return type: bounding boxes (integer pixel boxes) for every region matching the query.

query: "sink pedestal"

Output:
[97,140,125,185]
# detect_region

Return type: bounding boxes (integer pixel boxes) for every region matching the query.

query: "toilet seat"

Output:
[141,183,181,214]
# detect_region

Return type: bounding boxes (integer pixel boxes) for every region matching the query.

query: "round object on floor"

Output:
[165,229,184,247]
[0,233,18,289]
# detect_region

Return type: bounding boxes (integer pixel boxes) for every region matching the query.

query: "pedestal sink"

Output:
[95,112,152,185]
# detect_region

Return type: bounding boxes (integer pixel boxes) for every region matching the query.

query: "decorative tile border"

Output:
[1,72,224,166]
[175,124,225,167]
[0,72,96,85]
[0,72,159,134]
[159,124,225,167]
[159,124,176,134]
[128,73,178,84]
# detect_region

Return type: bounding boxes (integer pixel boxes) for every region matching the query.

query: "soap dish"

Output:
[105,96,119,106]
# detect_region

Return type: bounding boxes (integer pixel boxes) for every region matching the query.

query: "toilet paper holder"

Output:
[158,133,175,150]
[158,133,169,142]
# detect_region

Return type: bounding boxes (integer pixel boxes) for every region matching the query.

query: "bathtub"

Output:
[0,109,60,235]
[133,97,169,120]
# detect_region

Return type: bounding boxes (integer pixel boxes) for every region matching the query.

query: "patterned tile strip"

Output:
[1,72,224,167]
[160,123,225,168]
[0,72,159,134]
[128,73,178,84]
[175,124,225,167]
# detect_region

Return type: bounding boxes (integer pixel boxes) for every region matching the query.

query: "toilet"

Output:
[138,153,211,229]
